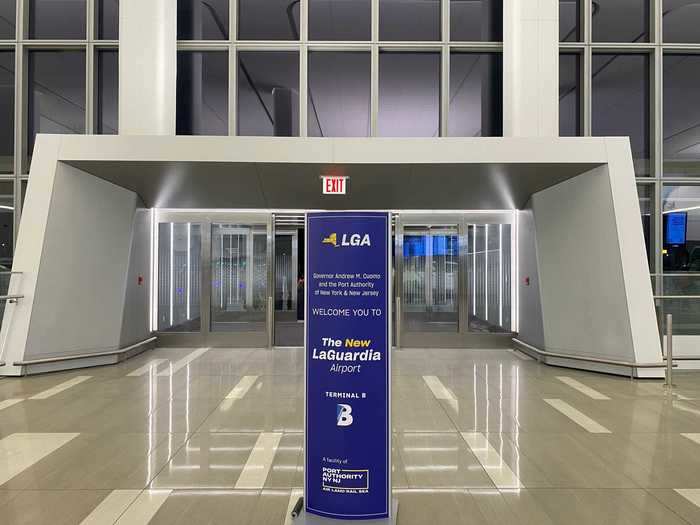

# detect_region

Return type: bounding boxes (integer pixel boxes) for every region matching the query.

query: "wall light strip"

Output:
[186,223,191,321]
[169,223,174,327]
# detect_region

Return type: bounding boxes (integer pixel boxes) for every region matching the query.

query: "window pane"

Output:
[379,52,440,137]
[0,181,12,270]
[28,51,85,158]
[637,183,655,271]
[450,0,502,41]
[448,52,502,137]
[238,0,299,40]
[662,185,700,272]
[309,0,370,40]
[96,50,118,135]
[559,0,580,41]
[559,53,581,137]
[308,51,370,137]
[664,1,700,43]
[178,0,228,40]
[592,0,649,43]
[211,224,267,333]
[0,51,13,174]
[29,0,86,39]
[592,54,650,176]
[0,0,16,39]
[379,0,440,41]
[96,0,118,39]
[664,54,700,178]
[238,51,299,136]
[158,223,202,332]
[177,51,228,136]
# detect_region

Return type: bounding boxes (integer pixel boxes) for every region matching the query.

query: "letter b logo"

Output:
[336,404,353,426]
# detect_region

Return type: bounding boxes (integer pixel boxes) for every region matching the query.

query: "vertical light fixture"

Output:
[485,225,489,321]
[513,211,519,333]
[186,222,191,320]
[499,223,503,327]
[472,225,476,316]
[169,222,174,326]
[149,208,157,332]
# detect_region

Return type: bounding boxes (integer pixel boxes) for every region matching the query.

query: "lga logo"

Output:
[336,404,354,426]
[322,233,371,248]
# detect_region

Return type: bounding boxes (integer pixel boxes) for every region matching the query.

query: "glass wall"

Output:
[451,0,502,42]
[0,51,14,174]
[29,0,87,39]
[308,51,370,137]
[378,52,440,137]
[559,53,581,136]
[448,52,503,137]
[158,222,202,332]
[379,0,440,41]
[177,51,228,136]
[467,223,512,333]
[559,2,700,306]
[178,0,228,40]
[27,50,86,156]
[663,54,700,178]
[0,0,15,39]
[96,49,118,135]
[591,53,650,176]
[237,51,299,137]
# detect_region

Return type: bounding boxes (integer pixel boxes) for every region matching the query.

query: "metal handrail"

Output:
[0,271,22,275]
[512,338,669,369]
[0,295,23,302]
[13,336,157,366]
[655,295,700,299]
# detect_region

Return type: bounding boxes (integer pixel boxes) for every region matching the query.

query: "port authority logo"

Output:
[322,232,371,247]
[336,404,354,426]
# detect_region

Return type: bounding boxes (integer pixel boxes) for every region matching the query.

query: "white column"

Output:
[119,0,177,135]
[503,0,559,137]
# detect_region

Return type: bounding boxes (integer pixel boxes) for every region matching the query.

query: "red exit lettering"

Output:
[322,176,347,195]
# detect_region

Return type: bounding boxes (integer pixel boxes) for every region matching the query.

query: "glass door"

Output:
[273,226,304,346]
[402,226,460,334]
[156,211,272,348]
[396,212,515,349]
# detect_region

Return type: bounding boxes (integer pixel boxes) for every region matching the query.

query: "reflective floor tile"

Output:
[151,433,260,489]
[0,433,79,487]
[395,433,494,489]
[522,488,689,525]
[147,489,289,525]
[264,433,302,489]
[649,488,700,524]
[391,397,457,433]
[510,433,638,488]
[1,432,189,490]
[202,397,304,433]
[0,490,112,525]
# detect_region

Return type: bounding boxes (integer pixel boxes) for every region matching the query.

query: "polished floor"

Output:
[1,347,700,523]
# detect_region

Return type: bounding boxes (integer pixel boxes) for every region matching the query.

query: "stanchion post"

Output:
[665,313,673,387]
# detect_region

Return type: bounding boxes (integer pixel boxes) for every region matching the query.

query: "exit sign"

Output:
[322,176,348,195]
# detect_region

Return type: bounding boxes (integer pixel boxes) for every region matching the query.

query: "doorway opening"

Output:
[153,210,517,348]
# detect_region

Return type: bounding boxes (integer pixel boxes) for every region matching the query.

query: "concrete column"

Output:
[503,0,559,137]
[119,0,177,135]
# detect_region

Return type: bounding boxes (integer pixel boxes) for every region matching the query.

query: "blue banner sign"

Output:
[305,212,391,520]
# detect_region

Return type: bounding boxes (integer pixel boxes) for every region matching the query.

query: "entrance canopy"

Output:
[0,135,661,379]
[62,136,604,210]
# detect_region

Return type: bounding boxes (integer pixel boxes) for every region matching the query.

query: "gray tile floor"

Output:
[1,347,700,523]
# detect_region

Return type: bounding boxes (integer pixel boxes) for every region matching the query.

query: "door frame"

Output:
[395,212,516,349]
[272,224,304,348]
[155,210,273,348]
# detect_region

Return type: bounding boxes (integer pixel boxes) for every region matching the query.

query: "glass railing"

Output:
[652,274,700,336]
